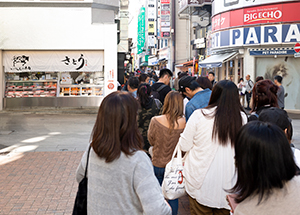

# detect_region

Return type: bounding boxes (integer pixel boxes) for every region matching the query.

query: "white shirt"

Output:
[178,107,247,209]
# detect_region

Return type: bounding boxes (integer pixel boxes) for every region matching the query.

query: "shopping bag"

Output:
[162,144,186,200]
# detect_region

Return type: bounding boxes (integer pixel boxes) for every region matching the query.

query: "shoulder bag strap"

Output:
[156,84,168,92]
[84,145,92,178]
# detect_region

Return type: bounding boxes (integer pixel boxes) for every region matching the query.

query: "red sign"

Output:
[161,0,170,4]
[282,2,300,23]
[161,32,170,38]
[161,10,170,15]
[244,4,282,25]
[212,2,300,32]
[107,83,114,90]
[230,9,243,28]
[295,43,300,53]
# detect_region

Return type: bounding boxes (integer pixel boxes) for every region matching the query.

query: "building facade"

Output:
[205,0,300,110]
[0,0,119,110]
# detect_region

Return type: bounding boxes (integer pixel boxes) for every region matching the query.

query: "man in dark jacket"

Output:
[150,68,172,105]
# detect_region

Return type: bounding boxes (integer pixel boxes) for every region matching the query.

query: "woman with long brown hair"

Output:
[178,80,247,215]
[148,91,186,215]
[76,91,171,215]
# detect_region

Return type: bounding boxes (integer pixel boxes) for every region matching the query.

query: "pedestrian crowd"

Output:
[75,68,300,215]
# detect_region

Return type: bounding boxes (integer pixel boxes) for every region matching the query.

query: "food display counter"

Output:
[4,71,104,108]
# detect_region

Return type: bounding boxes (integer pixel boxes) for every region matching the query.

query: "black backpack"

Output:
[150,84,167,100]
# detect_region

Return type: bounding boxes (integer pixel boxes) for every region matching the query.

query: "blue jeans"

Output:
[153,166,178,215]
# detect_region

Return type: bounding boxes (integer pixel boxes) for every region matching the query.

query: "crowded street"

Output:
[1,109,300,214]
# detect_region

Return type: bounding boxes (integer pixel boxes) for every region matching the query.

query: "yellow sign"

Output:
[148,21,155,34]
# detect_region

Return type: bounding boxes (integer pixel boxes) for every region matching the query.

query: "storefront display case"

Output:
[4,71,105,108]
[2,50,115,109]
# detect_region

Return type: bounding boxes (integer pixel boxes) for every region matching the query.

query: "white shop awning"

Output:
[198,52,238,68]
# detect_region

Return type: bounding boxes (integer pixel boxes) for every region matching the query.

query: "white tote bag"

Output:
[162,144,186,200]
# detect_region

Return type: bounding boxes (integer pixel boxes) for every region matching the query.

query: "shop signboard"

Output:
[148,21,155,35]
[161,21,171,27]
[148,6,156,19]
[161,15,170,21]
[211,2,300,32]
[137,7,146,54]
[162,4,170,10]
[162,32,171,37]
[210,23,300,50]
[148,35,156,48]
[161,0,170,4]
[161,10,170,15]
[3,51,104,73]
[249,48,295,56]
[212,0,298,16]
[159,48,169,60]
[160,0,171,38]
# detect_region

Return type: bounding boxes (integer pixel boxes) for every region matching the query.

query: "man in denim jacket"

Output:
[179,76,212,121]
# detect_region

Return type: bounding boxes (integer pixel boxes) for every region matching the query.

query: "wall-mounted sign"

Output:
[161,0,170,4]
[3,51,104,73]
[249,48,295,55]
[212,0,298,16]
[161,15,170,21]
[161,21,171,27]
[212,2,300,32]
[162,32,171,38]
[161,27,171,32]
[148,21,155,35]
[161,10,170,15]
[137,7,146,54]
[210,23,300,50]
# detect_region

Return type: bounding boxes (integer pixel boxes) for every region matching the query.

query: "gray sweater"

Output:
[76,148,171,215]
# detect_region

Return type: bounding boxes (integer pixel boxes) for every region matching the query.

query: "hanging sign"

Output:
[3,51,104,73]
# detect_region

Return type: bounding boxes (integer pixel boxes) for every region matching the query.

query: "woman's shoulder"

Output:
[130,150,153,169]
[192,107,216,118]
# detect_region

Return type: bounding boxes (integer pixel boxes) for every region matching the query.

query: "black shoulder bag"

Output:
[72,145,91,215]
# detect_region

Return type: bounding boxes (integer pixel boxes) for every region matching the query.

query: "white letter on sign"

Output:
[285,25,300,43]
[245,28,259,44]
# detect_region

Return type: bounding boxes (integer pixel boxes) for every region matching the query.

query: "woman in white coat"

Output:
[178,80,248,215]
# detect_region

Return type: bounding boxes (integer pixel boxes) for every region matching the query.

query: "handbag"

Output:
[72,146,91,215]
[162,144,186,200]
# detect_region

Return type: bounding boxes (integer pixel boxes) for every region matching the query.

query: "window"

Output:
[165,39,168,47]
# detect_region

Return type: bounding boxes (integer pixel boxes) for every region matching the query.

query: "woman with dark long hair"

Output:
[76,91,171,215]
[249,79,279,121]
[178,80,247,215]
[148,91,186,215]
[137,83,161,155]
[230,121,300,214]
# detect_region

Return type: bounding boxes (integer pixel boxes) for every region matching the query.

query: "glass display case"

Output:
[4,71,105,108]
[5,72,58,98]
[59,71,104,97]
[5,80,58,98]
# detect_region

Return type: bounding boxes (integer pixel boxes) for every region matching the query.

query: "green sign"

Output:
[137,7,145,54]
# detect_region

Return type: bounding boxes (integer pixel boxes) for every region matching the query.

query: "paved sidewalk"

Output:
[0,151,190,215]
[0,151,82,215]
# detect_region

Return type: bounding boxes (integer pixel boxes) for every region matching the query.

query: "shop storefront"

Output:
[0,4,118,110]
[209,0,300,110]
[3,51,109,108]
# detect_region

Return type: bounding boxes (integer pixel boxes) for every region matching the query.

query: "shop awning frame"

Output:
[140,62,148,67]
[198,52,238,68]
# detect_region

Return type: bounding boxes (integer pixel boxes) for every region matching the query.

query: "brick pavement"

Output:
[0,151,190,215]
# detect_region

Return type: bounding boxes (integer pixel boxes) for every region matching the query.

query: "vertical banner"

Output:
[137,7,145,54]
[160,0,171,38]
[148,0,156,48]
